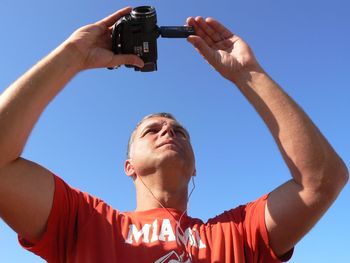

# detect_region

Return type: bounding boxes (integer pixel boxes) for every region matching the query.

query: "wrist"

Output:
[230,64,270,89]
[51,40,86,74]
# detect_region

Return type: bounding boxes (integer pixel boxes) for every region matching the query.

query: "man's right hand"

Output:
[0,7,144,245]
[186,16,260,85]
[65,6,144,70]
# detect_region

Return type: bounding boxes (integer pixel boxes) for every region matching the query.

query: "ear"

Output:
[124,159,136,178]
[192,168,197,177]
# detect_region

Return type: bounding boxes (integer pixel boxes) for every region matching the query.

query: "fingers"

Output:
[187,17,216,48]
[187,16,234,49]
[196,17,225,43]
[108,54,144,69]
[96,6,132,28]
[205,18,233,39]
[187,35,216,66]
[186,17,217,64]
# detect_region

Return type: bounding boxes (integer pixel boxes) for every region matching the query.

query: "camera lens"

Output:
[131,6,156,19]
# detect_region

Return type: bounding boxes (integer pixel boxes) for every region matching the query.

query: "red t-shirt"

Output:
[19,175,292,262]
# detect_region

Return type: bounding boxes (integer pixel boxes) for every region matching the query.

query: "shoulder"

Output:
[52,174,119,218]
[206,194,269,226]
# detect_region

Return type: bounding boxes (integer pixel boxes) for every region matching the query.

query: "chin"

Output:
[156,152,192,171]
[157,151,182,163]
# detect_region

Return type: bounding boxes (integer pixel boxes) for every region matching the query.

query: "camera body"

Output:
[111,6,194,72]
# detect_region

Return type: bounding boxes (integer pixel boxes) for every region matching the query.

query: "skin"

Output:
[186,16,348,256]
[0,6,143,244]
[0,6,348,259]
[125,117,196,212]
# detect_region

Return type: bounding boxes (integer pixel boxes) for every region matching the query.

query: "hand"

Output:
[64,7,144,70]
[186,17,260,83]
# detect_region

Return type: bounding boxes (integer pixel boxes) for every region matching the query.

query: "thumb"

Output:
[110,54,145,68]
[187,35,216,65]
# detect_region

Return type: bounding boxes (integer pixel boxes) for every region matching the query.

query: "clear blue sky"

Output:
[0,0,349,262]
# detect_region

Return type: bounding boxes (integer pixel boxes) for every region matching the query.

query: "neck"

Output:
[134,175,190,212]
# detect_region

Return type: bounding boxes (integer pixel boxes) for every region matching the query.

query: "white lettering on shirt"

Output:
[151,219,159,242]
[159,219,175,242]
[124,218,206,249]
[125,223,151,244]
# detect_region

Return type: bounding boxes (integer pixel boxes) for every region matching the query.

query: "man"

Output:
[0,6,348,263]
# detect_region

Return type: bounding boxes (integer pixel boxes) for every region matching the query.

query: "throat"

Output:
[136,186,188,212]
[135,176,191,212]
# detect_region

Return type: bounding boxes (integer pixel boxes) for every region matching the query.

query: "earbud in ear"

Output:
[192,168,197,176]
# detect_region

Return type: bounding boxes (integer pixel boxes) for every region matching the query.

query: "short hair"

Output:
[126,113,189,158]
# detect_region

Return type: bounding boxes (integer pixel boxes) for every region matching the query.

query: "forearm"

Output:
[0,41,81,167]
[234,67,348,191]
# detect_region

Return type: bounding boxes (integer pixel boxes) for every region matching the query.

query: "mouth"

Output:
[157,140,178,148]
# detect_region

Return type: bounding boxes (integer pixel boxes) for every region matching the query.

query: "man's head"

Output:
[126,113,184,158]
[124,113,196,185]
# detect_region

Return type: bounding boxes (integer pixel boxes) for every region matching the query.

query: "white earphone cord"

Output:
[138,175,196,255]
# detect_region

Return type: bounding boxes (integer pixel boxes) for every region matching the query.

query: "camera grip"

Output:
[159,26,195,38]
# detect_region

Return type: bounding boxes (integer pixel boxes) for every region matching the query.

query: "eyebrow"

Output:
[140,121,162,132]
[140,121,190,138]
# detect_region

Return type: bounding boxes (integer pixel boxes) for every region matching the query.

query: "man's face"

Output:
[127,117,195,179]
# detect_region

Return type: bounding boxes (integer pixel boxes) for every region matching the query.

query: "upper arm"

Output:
[265,178,344,258]
[0,158,54,244]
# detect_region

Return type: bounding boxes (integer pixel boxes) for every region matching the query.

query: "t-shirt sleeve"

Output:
[18,174,102,262]
[206,194,293,262]
[242,194,293,262]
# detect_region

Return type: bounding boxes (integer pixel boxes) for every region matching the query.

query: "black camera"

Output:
[110,6,195,72]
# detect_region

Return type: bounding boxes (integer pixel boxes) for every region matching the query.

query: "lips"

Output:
[157,139,178,148]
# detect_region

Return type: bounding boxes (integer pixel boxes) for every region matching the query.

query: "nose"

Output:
[160,124,176,138]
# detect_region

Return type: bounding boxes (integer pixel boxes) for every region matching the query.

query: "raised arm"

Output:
[0,7,143,244]
[186,17,348,257]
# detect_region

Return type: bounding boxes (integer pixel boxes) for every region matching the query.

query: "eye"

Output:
[144,128,158,135]
[175,129,187,138]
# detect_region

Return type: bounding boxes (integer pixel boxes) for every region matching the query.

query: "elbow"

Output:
[337,159,349,188]
[299,151,348,198]
[330,159,348,201]
[330,151,348,188]
[320,156,348,198]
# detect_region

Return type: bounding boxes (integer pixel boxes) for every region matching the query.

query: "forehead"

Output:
[136,117,184,132]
